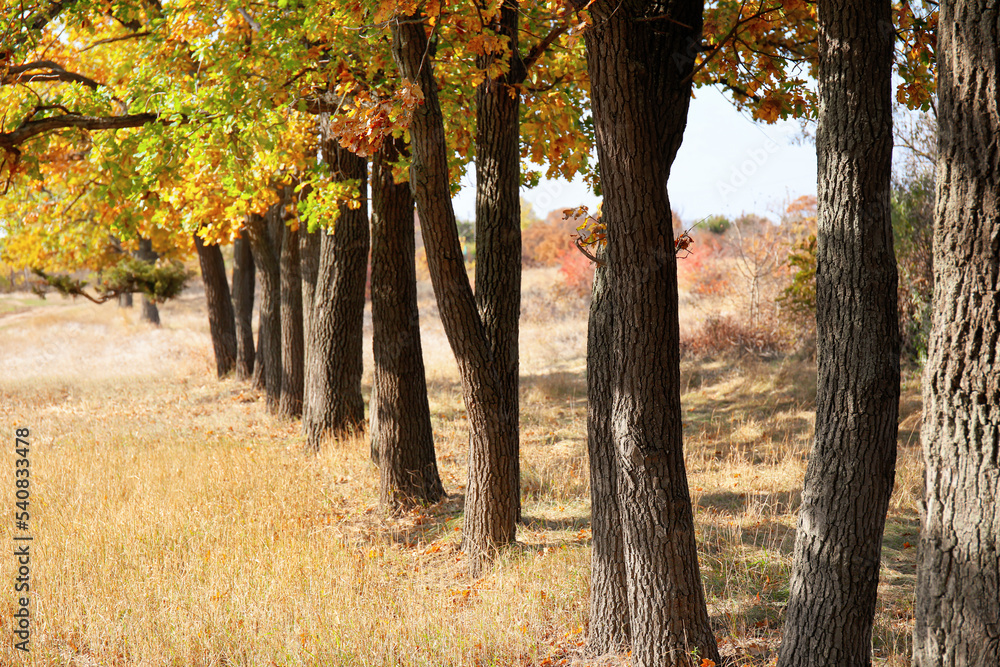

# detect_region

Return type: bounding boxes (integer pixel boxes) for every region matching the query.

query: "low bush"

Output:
[681,314,790,358]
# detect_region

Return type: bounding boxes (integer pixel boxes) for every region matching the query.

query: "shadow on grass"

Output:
[382,493,466,547]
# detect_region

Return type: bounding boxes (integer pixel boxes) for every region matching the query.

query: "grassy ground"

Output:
[0,268,922,666]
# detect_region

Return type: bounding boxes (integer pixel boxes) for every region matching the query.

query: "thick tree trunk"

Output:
[136,238,160,325]
[232,232,256,381]
[586,255,630,654]
[913,1,1000,664]
[371,136,445,509]
[392,14,517,568]
[246,207,283,412]
[474,0,522,523]
[585,2,719,665]
[302,141,368,448]
[194,235,238,378]
[118,292,132,308]
[279,224,304,417]
[777,2,899,665]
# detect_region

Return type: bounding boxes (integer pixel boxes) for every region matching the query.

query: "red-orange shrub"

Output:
[557,246,595,297]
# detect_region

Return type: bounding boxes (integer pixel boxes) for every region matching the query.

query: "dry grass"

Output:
[0,269,922,666]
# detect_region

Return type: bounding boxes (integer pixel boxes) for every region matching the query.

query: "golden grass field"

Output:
[0,266,923,666]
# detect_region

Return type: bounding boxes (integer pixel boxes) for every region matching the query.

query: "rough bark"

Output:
[279,224,304,417]
[135,238,160,325]
[474,0,523,523]
[194,235,238,378]
[302,140,368,448]
[392,14,517,568]
[777,2,899,665]
[586,254,630,654]
[246,206,283,412]
[585,1,719,665]
[913,0,1000,664]
[232,232,256,381]
[371,136,445,509]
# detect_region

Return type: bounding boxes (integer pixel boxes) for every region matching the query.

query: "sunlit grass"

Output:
[0,273,921,666]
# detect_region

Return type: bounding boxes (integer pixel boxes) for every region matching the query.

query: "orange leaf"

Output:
[701,659,717,667]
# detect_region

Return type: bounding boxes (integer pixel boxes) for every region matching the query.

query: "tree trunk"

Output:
[302,140,369,448]
[299,224,320,392]
[279,223,304,417]
[371,136,445,509]
[246,206,283,412]
[586,254,630,654]
[118,292,132,308]
[194,234,238,378]
[474,0,522,523]
[913,1,1000,664]
[232,232,256,381]
[392,13,517,568]
[585,2,719,665]
[136,238,160,325]
[777,2,899,665]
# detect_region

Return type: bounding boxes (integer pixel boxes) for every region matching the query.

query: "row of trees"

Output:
[3,0,995,666]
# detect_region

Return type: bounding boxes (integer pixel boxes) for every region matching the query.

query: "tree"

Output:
[232,233,256,381]
[913,0,1000,663]
[302,139,369,447]
[392,11,519,567]
[370,135,445,509]
[134,238,161,325]
[246,205,284,411]
[279,223,304,417]
[777,0,900,665]
[583,0,720,664]
[472,0,524,522]
[585,248,629,653]
[193,234,238,377]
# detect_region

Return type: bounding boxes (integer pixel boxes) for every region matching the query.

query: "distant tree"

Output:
[231,234,256,381]
[193,235,237,378]
[913,0,1000,663]
[279,223,304,417]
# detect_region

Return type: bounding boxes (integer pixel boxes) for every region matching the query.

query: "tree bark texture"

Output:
[279,223,304,417]
[118,292,133,308]
[194,234,238,378]
[474,0,523,523]
[585,1,719,665]
[392,14,518,567]
[246,207,284,412]
[371,136,445,509]
[586,254,630,654]
[777,2,899,666]
[136,238,160,325]
[232,232,256,381]
[302,140,369,448]
[913,0,1000,664]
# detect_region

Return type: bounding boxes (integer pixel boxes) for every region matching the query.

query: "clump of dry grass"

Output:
[0,271,923,666]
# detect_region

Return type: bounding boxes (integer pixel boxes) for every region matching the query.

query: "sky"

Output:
[451,86,819,226]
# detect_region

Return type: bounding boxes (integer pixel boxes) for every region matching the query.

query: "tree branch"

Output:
[0,112,166,150]
[2,61,103,89]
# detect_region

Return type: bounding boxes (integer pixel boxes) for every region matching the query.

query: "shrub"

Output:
[523,211,580,267]
[557,246,595,297]
[681,315,789,358]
